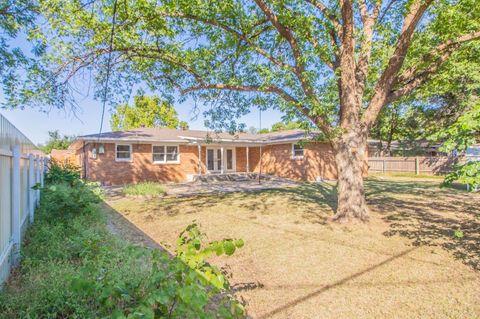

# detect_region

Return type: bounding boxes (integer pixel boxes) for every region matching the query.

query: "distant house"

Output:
[466,145,480,162]
[59,128,358,185]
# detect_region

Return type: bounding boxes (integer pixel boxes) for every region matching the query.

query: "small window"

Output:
[116,144,132,161]
[153,145,179,163]
[152,146,165,163]
[292,143,304,158]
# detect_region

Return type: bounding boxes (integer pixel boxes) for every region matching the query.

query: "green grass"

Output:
[122,182,166,196]
[369,171,445,179]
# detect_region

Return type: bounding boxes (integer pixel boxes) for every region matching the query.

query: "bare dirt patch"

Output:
[105,176,480,318]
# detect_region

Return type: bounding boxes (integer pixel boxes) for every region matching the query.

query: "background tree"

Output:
[111,95,185,131]
[258,121,303,133]
[433,100,480,190]
[39,130,74,154]
[178,120,189,130]
[12,0,480,221]
[247,126,258,134]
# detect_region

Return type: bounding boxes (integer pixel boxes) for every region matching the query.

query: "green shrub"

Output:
[122,182,166,196]
[39,181,103,222]
[45,160,81,185]
[442,161,480,191]
[0,166,244,318]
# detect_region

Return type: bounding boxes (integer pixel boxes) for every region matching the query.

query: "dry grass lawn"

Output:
[106,175,480,319]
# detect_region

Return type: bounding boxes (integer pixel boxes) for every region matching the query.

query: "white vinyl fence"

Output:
[0,113,47,285]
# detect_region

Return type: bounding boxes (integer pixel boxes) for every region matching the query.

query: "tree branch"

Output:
[387,31,480,103]
[304,0,342,37]
[254,0,304,72]
[363,0,433,128]
[159,11,296,73]
[356,0,380,98]
[338,0,358,128]
[395,30,480,84]
[181,83,297,103]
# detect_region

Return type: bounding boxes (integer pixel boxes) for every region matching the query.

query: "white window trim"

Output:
[152,144,181,164]
[291,143,305,159]
[115,143,133,162]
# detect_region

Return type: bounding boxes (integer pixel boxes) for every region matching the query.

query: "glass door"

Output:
[207,149,215,171]
[226,149,233,171]
[206,147,235,173]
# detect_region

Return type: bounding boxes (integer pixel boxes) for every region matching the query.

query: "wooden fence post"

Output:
[11,146,21,265]
[28,154,35,223]
[382,159,386,173]
[415,157,420,175]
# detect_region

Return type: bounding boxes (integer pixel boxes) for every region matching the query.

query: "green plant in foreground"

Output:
[454,228,464,239]
[122,182,166,196]
[176,223,245,290]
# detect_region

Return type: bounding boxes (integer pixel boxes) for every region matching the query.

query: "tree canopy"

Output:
[0,0,39,104]
[258,121,304,133]
[9,0,480,221]
[110,95,188,131]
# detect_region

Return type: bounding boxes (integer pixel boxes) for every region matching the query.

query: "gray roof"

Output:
[74,128,321,145]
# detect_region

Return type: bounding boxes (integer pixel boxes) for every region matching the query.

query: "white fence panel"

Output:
[0,113,45,286]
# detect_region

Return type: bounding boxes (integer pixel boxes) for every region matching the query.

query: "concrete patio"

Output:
[104,173,301,198]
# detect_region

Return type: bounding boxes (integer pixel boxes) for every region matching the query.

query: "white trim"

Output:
[291,143,305,159]
[115,143,133,162]
[152,144,181,164]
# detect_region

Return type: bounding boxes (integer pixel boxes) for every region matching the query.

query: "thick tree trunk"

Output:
[332,131,369,222]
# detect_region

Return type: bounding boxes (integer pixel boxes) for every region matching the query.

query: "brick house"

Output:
[62,128,343,185]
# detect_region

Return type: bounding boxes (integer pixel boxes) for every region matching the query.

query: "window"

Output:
[153,145,179,163]
[115,144,132,161]
[292,143,304,158]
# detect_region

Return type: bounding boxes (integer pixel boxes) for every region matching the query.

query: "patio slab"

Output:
[104,175,302,198]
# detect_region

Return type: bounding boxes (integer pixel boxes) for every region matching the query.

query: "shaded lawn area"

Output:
[106,175,480,319]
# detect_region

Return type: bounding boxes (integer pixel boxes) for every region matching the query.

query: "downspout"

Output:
[82,141,88,179]
[258,143,263,184]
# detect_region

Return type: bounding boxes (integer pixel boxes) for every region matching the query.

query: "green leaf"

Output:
[223,241,236,256]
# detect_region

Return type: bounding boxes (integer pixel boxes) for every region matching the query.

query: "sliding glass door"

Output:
[206,147,235,173]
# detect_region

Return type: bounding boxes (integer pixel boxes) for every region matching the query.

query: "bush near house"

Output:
[0,163,244,318]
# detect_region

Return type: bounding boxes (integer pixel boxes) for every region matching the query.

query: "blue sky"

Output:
[0,96,284,145]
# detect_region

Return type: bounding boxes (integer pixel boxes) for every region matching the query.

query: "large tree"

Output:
[13,0,480,221]
[111,95,187,131]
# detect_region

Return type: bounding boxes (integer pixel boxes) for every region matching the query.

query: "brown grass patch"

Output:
[106,175,480,318]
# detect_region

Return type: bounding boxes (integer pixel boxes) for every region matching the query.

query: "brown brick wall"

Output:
[78,141,365,185]
[84,143,201,185]
[260,143,338,181]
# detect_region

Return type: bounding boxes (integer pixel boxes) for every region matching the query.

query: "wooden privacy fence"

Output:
[368,156,463,175]
[0,113,47,285]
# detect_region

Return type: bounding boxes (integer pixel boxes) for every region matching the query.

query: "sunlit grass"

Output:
[122,182,166,196]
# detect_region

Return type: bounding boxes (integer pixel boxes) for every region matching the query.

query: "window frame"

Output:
[115,143,133,162]
[291,143,305,159]
[152,144,180,164]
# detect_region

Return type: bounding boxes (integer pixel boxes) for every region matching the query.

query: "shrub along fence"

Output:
[0,113,47,285]
[368,156,465,175]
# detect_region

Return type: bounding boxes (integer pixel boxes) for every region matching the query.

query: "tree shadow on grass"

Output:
[365,178,480,271]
